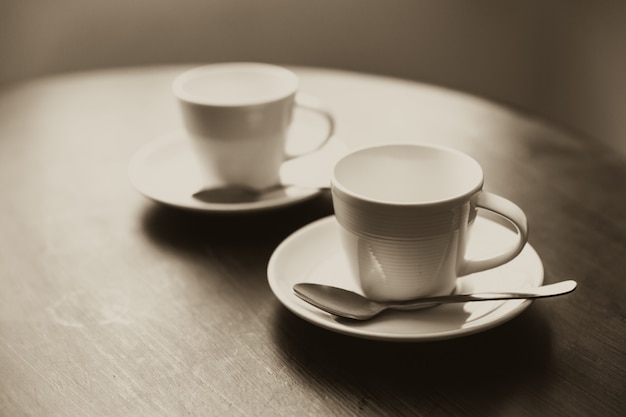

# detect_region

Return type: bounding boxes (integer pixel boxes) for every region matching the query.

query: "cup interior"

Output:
[173,63,298,106]
[332,144,483,204]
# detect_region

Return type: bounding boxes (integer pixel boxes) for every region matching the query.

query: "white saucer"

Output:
[268,215,544,342]
[129,125,346,212]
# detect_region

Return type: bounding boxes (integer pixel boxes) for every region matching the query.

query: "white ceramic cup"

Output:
[331,144,528,302]
[172,63,335,189]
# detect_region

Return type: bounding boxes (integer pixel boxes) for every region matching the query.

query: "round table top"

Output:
[1,65,624,417]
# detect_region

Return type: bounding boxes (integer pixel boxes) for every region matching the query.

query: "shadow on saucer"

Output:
[271,303,554,414]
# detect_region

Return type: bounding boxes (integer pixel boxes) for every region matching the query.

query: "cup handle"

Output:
[284,94,336,159]
[458,191,529,276]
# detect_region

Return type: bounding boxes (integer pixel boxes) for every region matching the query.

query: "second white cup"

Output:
[173,63,335,189]
[331,144,529,302]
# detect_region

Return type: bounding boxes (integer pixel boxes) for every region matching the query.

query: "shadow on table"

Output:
[272,304,554,414]
[140,191,334,257]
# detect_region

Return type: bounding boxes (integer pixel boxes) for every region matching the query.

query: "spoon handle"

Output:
[389,280,577,310]
[386,280,577,310]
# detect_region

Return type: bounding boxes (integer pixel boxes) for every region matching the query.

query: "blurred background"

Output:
[2,0,625,154]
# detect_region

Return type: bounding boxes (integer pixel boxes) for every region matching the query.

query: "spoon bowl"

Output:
[293,280,577,320]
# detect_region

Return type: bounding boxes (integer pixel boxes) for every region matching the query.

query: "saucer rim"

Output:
[267,215,544,342]
[128,129,323,213]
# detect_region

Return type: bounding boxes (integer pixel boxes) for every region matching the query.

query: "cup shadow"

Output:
[271,303,554,415]
[139,191,334,259]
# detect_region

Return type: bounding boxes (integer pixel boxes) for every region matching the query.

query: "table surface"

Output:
[1,65,624,417]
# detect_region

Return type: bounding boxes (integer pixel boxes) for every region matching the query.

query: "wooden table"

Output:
[1,65,624,416]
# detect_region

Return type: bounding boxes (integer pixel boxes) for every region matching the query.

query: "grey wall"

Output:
[2,0,625,154]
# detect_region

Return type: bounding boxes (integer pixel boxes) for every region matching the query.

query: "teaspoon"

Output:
[293,280,577,320]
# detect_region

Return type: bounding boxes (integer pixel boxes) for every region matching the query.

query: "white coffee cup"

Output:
[172,63,335,189]
[331,144,528,302]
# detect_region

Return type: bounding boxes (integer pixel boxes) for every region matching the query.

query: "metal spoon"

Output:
[193,184,328,204]
[293,280,577,320]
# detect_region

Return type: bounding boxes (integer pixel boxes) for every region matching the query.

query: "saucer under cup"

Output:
[267,215,543,342]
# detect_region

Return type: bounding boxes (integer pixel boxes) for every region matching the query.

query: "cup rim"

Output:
[172,62,299,107]
[331,143,484,207]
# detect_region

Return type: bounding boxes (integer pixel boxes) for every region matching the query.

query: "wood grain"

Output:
[1,66,624,417]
